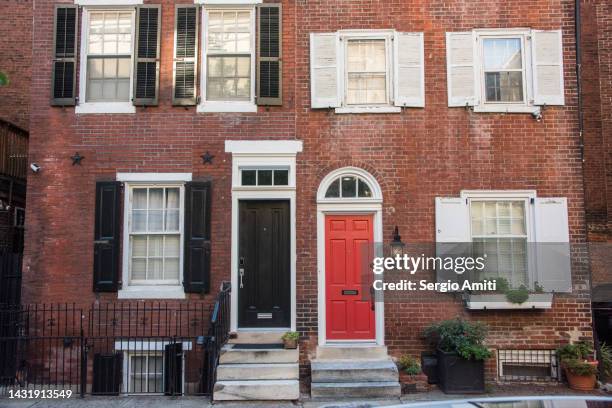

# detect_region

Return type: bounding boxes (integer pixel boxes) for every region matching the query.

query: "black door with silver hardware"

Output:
[238,200,290,328]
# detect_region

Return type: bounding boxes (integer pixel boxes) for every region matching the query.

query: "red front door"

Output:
[325,214,375,340]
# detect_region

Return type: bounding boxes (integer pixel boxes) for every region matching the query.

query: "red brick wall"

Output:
[25,0,591,385]
[0,0,32,130]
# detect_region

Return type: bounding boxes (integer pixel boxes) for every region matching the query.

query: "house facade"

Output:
[19,0,595,399]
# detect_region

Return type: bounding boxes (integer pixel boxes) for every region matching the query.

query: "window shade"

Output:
[52,6,78,106]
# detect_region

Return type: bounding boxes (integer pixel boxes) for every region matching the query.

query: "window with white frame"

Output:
[129,186,182,286]
[240,168,289,186]
[345,39,389,105]
[205,9,253,102]
[446,29,565,112]
[128,353,163,394]
[85,10,133,102]
[470,199,529,288]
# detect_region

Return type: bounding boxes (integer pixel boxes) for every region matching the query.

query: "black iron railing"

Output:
[0,283,232,397]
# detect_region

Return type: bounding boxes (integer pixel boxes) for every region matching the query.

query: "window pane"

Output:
[165,210,179,231]
[149,259,163,279]
[207,56,251,100]
[166,188,180,209]
[242,170,256,185]
[341,176,357,198]
[148,236,163,257]
[165,236,180,257]
[165,258,179,280]
[358,179,372,197]
[325,179,340,198]
[346,39,387,105]
[485,71,523,102]
[274,170,289,186]
[258,170,273,185]
[132,236,147,257]
[148,189,163,209]
[483,38,522,70]
[132,210,147,232]
[148,210,163,231]
[132,259,146,280]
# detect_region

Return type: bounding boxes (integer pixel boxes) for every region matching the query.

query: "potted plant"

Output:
[281,331,299,349]
[599,343,612,384]
[557,342,598,390]
[424,319,492,394]
[396,354,427,393]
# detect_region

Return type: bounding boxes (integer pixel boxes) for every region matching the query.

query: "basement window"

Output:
[497,349,559,382]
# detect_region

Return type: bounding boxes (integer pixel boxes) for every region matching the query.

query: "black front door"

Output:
[238,200,290,328]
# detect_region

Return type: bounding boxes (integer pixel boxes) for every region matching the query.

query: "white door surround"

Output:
[316,167,385,346]
[225,140,303,332]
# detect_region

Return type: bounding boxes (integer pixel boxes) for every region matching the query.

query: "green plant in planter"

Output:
[598,342,612,381]
[479,277,541,304]
[281,331,299,342]
[563,359,598,376]
[557,342,592,363]
[504,285,529,304]
[424,319,492,360]
[397,354,421,375]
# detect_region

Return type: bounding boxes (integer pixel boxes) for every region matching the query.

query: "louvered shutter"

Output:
[173,6,198,106]
[133,5,161,106]
[51,6,78,106]
[532,30,565,106]
[184,182,211,293]
[446,32,476,107]
[534,197,571,292]
[310,33,341,108]
[257,4,282,105]
[394,32,425,107]
[93,182,122,292]
[435,197,471,288]
[164,343,183,395]
[92,353,122,395]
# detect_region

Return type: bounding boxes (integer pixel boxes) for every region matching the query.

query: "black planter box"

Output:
[436,349,485,394]
[421,352,439,384]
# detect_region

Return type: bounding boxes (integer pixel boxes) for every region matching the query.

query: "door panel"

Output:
[239,200,290,328]
[325,214,375,340]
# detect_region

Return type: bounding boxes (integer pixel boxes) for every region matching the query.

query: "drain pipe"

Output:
[575,0,584,162]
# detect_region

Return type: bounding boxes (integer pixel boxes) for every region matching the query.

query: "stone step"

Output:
[310,381,401,399]
[311,358,398,383]
[213,380,300,401]
[229,331,284,344]
[217,363,299,381]
[315,345,388,360]
[219,345,299,364]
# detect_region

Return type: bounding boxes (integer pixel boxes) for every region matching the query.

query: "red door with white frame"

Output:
[325,214,375,340]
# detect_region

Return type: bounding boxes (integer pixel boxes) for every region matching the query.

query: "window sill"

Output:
[118,286,186,300]
[334,106,402,114]
[197,102,258,113]
[465,293,553,310]
[75,102,136,114]
[472,104,541,114]
[75,0,143,5]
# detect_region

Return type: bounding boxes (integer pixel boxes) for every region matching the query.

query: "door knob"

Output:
[239,268,245,288]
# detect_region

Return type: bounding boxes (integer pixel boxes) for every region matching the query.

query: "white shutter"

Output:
[534,197,571,292]
[532,30,565,106]
[446,32,476,107]
[310,32,341,108]
[435,197,470,287]
[394,32,424,108]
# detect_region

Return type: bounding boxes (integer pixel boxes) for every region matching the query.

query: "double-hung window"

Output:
[201,8,256,112]
[128,354,163,394]
[482,37,526,104]
[345,39,389,106]
[78,8,136,113]
[128,186,182,287]
[470,199,529,288]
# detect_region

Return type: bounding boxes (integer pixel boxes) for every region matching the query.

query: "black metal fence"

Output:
[497,349,560,382]
[0,251,22,306]
[0,283,231,397]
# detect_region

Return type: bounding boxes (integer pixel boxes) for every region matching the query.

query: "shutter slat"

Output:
[93,182,121,293]
[133,5,161,106]
[257,4,282,105]
[51,6,78,106]
[184,182,211,293]
[173,6,198,106]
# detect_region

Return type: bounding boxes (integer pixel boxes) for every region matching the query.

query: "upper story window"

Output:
[310,31,424,113]
[86,11,133,102]
[447,29,565,113]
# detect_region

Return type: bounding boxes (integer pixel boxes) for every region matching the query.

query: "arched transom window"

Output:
[317,167,382,202]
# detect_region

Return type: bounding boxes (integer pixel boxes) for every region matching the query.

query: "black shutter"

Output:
[184,182,211,293]
[92,353,122,395]
[173,6,198,106]
[93,182,122,292]
[164,343,183,395]
[257,4,282,105]
[51,5,78,106]
[133,5,161,106]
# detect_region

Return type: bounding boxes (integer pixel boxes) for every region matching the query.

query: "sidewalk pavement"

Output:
[1,384,609,408]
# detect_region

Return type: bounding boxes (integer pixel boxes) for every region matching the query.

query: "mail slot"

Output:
[342,289,359,296]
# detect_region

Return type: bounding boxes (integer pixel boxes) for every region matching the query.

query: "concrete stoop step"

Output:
[213,343,300,401]
[310,346,401,399]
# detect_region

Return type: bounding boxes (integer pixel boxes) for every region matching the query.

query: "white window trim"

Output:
[195,0,261,4]
[75,0,142,5]
[198,5,258,113]
[122,351,173,395]
[335,30,396,114]
[119,180,187,300]
[76,7,137,115]
[472,28,539,114]
[117,172,193,183]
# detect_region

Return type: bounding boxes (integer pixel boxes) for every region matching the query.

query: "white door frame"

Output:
[316,167,385,346]
[225,141,302,333]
